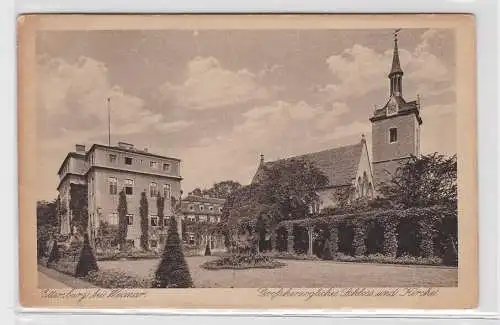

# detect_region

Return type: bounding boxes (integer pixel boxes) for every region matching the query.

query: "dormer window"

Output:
[150,161,158,169]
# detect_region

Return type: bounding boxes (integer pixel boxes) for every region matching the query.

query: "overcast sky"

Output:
[36,28,456,200]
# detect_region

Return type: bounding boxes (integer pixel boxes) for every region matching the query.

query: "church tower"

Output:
[370,30,423,188]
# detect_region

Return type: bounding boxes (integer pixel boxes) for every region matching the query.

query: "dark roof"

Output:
[389,39,403,76]
[253,142,364,188]
[86,144,181,162]
[182,195,226,204]
[57,152,85,176]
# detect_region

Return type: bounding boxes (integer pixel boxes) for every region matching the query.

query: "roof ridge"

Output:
[266,142,362,164]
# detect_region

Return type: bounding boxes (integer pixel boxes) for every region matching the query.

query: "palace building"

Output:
[252,32,422,209]
[57,141,183,249]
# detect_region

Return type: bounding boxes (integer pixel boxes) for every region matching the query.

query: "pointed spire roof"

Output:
[389,29,403,76]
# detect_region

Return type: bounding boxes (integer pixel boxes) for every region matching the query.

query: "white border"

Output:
[4,0,499,323]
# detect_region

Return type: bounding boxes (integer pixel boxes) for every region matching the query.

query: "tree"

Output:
[153,217,193,288]
[322,238,333,260]
[189,188,203,196]
[204,242,211,256]
[189,181,242,199]
[140,191,149,251]
[157,194,165,230]
[117,189,128,251]
[379,153,457,209]
[75,234,99,277]
[37,199,58,258]
[69,184,88,235]
[47,240,60,266]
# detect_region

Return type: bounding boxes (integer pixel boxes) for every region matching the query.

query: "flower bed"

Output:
[332,253,444,266]
[47,259,152,288]
[268,252,321,261]
[96,250,160,261]
[201,254,285,270]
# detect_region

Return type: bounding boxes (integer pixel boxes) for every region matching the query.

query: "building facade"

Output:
[180,195,226,253]
[57,142,183,250]
[252,32,422,209]
[369,33,422,187]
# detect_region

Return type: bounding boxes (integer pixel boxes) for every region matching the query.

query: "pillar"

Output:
[307,226,314,256]
[353,223,367,256]
[329,224,339,255]
[383,223,397,257]
[286,224,294,253]
[419,220,435,258]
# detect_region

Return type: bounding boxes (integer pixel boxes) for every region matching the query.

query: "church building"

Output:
[252,32,423,210]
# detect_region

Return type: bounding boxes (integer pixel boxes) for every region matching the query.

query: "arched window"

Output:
[367,182,373,198]
[357,177,362,198]
[363,172,369,197]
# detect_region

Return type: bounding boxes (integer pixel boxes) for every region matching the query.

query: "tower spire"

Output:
[388,29,403,97]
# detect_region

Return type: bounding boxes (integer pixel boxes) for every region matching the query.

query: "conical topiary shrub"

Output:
[47,240,60,266]
[153,217,193,288]
[322,239,333,260]
[204,241,211,256]
[75,234,99,277]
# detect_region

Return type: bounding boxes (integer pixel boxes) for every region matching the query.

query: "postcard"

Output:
[18,14,477,309]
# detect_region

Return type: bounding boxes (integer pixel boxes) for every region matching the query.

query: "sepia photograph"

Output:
[18,14,477,309]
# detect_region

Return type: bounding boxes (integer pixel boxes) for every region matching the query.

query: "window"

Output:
[109,154,117,163]
[150,240,158,248]
[163,184,171,199]
[199,205,204,211]
[219,207,223,213]
[150,215,159,227]
[188,215,196,222]
[124,157,133,165]
[199,215,207,222]
[127,214,134,225]
[389,128,398,143]
[209,216,216,223]
[108,213,118,225]
[189,205,194,211]
[216,216,221,223]
[209,206,214,212]
[163,163,170,172]
[150,182,158,197]
[125,179,134,195]
[150,161,158,169]
[164,217,170,227]
[108,177,117,195]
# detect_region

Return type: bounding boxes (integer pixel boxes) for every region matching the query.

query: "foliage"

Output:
[85,270,152,288]
[75,234,99,277]
[153,217,193,288]
[204,242,211,256]
[69,184,89,234]
[201,254,285,270]
[322,238,333,260]
[139,191,149,251]
[96,249,159,261]
[47,241,60,266]
[269,251,320,261]
[157,194,165,230]
[189,180,242,199]
[332,253,443,266]
[96,221,119,251]
[117,189,128,251]
[379,153,457,209]
[37,199,59,258]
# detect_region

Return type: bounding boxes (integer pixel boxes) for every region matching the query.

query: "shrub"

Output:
[153,217,193,288]
[270,252,320,261]
[204,243,211,256]
[140,191,149,251]
[85,269,151,288]
[49,260,77,276]
[201,254,285,270]
[75,234,99,277]
[47,241,60,266]
[322,238,333,260]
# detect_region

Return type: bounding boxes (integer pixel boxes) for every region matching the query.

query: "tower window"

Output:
[124,157,133,165]
[389,128,398,143]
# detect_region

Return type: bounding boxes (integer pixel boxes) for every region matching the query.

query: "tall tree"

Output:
[153,217,193,288]
[75,234,99,277]
[140,191,149,251]
[379,153,457,209]
[117,189,128,251]
[188,188,203,196]
[157,194,165,230]
[69,184,88,235]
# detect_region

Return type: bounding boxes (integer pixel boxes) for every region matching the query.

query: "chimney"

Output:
[143,148,148,153]
[260,154,264,165]
[75,144,86,153]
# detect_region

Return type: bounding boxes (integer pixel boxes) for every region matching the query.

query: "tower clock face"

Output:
[387,98,398,116]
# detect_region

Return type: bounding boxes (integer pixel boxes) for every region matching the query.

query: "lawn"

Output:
[99,256,458,288]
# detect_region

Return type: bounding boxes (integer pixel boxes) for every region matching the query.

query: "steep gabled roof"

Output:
[253,142,364,188]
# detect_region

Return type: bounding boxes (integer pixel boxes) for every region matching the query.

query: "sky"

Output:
[36,28,456,200]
